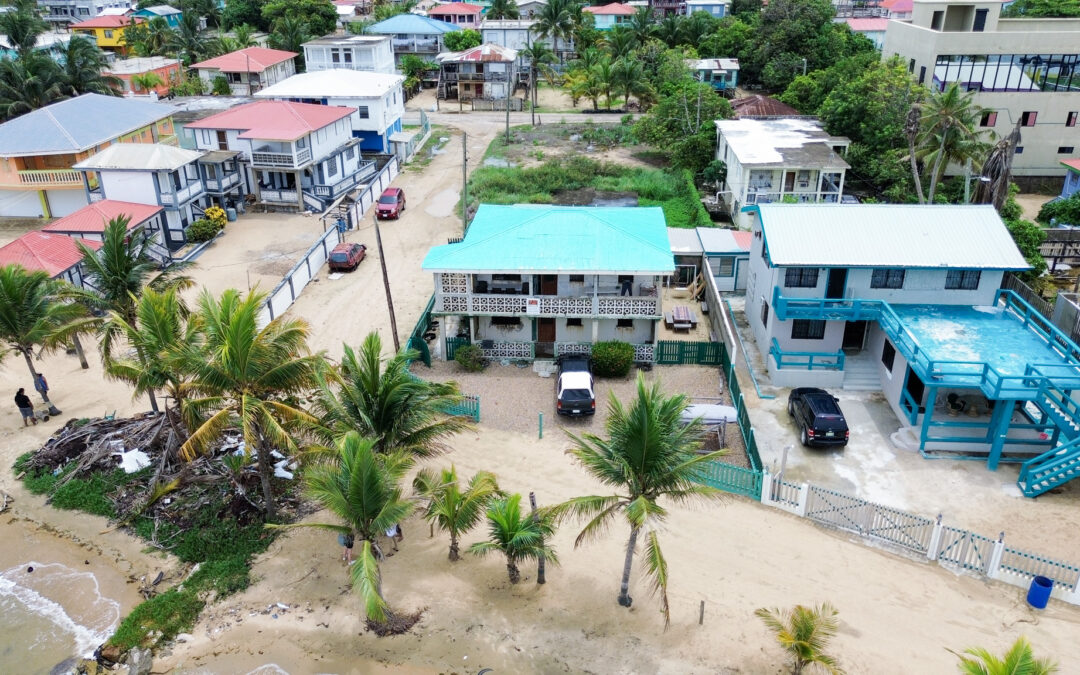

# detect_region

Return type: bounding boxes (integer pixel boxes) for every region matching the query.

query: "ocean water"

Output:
[0,562,121,674]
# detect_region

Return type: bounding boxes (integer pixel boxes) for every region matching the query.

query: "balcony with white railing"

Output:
[203,172,241,193]
[260,188,299,204]
[435,292,661,318]
[311,159,377,199]
[6,169,85,188]
[159,181,204,206]
[250,146,313,168]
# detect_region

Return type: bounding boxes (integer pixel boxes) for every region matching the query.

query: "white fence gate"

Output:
[257,225,342,328]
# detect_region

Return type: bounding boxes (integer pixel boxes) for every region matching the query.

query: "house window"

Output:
[616,319,633,329]
[973,8,988,32]
[568,274,584,283]
[760,300,769,327]
[1021,111,1037,126]
[357,106,370,119]
[344,50,352,63]
[945,270,981,290]
[1059,147,1076,154]
[104,29,113,38]
[566,318,583,327]
[714,256,735,277]
[870,269,905,289]
[491,316,522,327]
[326,158,338,178]
[331,48,341,63]
[1068,112,1078,128]
[881,340,896,372]
[918,66,926,84]
[791,320,826,340]
[784,268,819,288]
[1015,146,1024,154]
[979,112,997,127]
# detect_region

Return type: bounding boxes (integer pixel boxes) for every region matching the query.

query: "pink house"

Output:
[428,2,484,26]
[582,3,635,30]
[191,47,299,96]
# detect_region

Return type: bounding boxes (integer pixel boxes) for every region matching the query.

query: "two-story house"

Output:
[715,117,850,229]
[481,19,575,69]
[191,47,298,96]
[688,58,738,93]
[0,93,177,218]
[106,56,181,96]
[583,3,635,30]
[427,2,484,27]
[185,100,376,212]
[743,203,1080,494]
[130,4,181,27]
[73,143,207,250]
[683,0,728,18]
[254,70,406,154]
[302,35,396,75]
[368,12,460,65]
[436,43,518,101]
[70,14,142,54]
[37,0,134,27]
[41,199,170,262]
[422,204,673,362]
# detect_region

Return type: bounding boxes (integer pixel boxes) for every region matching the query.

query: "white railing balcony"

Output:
[250,147,312,168]
[204,173,241,192]
[14,169,83,187]
[261,188,299,204]
[436,293,661,317]
[159,182,204,206]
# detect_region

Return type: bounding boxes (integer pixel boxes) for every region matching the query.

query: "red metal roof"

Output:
[731,95,800,118]
[0,232,100,278]
[881,0,913,12]
[191,47,298,73]
[731,231,752,252]
[185,100,354,141]
[441,43,517,63]
[845,18,890,31]
[428,2,484,14]
[42,200,163,234]
[583,2,636,15]
[72,15,142,29]
[1062,159,1080,173]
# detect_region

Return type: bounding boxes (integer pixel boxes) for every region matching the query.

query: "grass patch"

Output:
[406,125,451,172]
[109,589,205,652]
[15,452,148,517]
[467,155,711,228]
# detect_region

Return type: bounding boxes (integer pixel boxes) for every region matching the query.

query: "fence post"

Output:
[927,514,944,561]
[986,532,1005,579]
[795,482,810,518]
[760,470,774,507]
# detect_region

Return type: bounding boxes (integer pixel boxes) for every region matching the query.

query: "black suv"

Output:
[787,388,849,448]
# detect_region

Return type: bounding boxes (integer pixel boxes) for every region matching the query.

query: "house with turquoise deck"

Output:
[422,204,673,363]
[746,203,1080,497]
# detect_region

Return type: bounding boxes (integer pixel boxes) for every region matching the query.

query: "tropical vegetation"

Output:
[952,636,1058,675]
[755,602,845,675]
[469,493,558,584]
[414,465,502,560]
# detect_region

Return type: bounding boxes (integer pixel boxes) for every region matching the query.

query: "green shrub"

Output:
[187,218,221,243]
[454,344,486,372]
[211,75,231,96]
[591,340,634,377]
[108,589,205,651]
[1039,193,1080,226]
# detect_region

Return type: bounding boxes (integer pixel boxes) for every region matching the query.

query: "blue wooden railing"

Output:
[769,338,845,371]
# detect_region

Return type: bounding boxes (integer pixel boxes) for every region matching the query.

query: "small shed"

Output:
[667,227,751,292]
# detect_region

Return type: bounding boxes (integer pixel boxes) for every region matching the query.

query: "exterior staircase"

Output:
[1018,437,1080,497]
[842,352,879,391]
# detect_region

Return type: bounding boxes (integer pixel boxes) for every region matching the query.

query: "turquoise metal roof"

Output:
[369,14,460,35]
[422,205,674,274]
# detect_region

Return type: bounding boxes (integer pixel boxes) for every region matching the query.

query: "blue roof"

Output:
[0,94,175,156]
[422,205,674,274]
[368,13,460,35]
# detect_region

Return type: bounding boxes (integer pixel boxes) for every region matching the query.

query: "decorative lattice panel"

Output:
[439,295,468,313]
[556,343,592,356]
[480,342,533,359]
[634,343,655,363]
[598,297,660,316]
[540,296,593,315]
[440,273,467,294]
[472,295,527,314]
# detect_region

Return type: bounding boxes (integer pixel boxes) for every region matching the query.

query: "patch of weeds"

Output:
[406,125,451,172]
[109,589,205,651]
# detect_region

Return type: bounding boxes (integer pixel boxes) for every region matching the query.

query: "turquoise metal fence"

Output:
[445,336,470,361]
[695,461,763,499]
[440,394,480,423]
[654,340,725,366]
[769,338,845,371]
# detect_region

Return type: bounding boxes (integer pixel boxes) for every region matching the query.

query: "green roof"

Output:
[422,205,674,274]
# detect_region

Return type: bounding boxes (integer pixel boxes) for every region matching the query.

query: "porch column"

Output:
[986,399,1016,471]
[295,170,304,211]
[591,318,598,343]
[920,386,936,450]
[438,317,447,361]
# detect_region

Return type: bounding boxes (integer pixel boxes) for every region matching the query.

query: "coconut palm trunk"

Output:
[22,349,60,414]
[618,527,639,607]
[449,532,460,561]
[72,334,88,369]
[255,431,277,522]
[506,558,521,584]
[147,388,159,414]
[926,123,950,203]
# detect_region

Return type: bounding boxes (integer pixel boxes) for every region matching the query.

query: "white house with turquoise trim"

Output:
[422,204,674,362]
[746,203,1080,498]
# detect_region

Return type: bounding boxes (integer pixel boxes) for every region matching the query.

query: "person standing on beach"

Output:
[33,373,48,400]
[15,388,36,426]
[339,532,354,563]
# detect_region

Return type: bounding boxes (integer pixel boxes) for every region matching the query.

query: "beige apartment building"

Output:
[882,0,1080,180]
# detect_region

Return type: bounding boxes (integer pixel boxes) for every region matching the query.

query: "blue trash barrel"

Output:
[226,207,237,222]
[1026,576,1053,609]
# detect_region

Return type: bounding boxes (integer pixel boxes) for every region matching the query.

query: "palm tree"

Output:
[413,465,501,561]
[130,72,165,94]
[654,15,682,46]
[917,83,992,202]
[550,374,726,626]
[591,57,617,109]
[626,7,654,46]
[535,0,574,62]
[179,288,325,520]
[953,637,1058,675]
[167,11,216,65]
[903,105,927,204]
[269,15,311,71]
[315,332,473,458]
[218,23,256,53]
[604,26,637,61]
[486,0,520,20]
[518,40,555,123]
[0,265,89,415]
[101,287,197,415]
[0,51,63,120]
[74,216,192,328]
[612,57,651,108]
[57,35,122,96]
[0,6,48,57]
[469,494,557,584]
[274,432,414,629]
[755,603,844,675]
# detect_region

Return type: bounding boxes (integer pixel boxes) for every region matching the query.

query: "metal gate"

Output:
[805,485,870,533]
[654,340,725,365]
[937,527,995,573]
[445,336,470,361]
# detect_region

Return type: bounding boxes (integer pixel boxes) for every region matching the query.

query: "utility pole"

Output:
[461,130,468,229]
[373,211,400,352]
[506,81,511,145]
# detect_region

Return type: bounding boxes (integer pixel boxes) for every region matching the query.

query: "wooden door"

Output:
[216,130,228,150]
[784,171,796,192]
[540,274,557,295]
[537,318,556,342]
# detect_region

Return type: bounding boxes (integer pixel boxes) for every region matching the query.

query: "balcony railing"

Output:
[311,160,377,198]
[251,147,312,168]
[769,338,845,371]
[10,169,83,187]
[157,134,178,146]
[159,181,204,206]
[436,293,661,317]
[260,188,299,204]
[443,72,509,82]
[204,172,241,192]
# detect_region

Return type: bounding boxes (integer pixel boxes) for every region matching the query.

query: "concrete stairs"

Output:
[842,352,879,391]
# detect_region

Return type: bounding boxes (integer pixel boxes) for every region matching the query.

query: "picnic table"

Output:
[668,305,697,332]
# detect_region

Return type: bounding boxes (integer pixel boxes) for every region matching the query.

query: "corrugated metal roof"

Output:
[428,2,484,14]
[1062,159,1080,173]
[42,200,163,234]
[185,100,354,142]
[0,232,100,277]
[756,204,1030,270]
[254,70,404,100]
[72,15,141,28]
[73,143,204,171]
[423,205,674,274]
[191,47,298,73]
[438,43,517,63]
[370,13,460,33]
[583,2,636,15]
[0,93,175,156]
[715,118,850,169]
[697,227,750,254]
[668,228,703,255]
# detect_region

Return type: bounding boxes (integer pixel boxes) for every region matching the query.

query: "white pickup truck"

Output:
[555,357,596,417]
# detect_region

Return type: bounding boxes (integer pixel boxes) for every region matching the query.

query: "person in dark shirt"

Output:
[15,388,36,426]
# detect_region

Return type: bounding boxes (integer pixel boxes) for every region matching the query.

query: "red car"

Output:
[376,187,406,219]
[328,242,366,272]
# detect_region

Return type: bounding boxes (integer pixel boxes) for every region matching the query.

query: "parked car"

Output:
[376,187,406,219]
[787,387,849,447]
[556,356,595,417]
[328,242,366,272]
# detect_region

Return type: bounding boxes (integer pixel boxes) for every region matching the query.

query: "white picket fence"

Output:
[759,471,1080,606]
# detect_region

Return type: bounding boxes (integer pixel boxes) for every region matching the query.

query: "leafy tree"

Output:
[535,0,575,59]
[0,51,63,120]
[915,83,992,202]
[486,0,520,20]
[223,0,270,32]
[730,0,763,21]
[779,52,880,115]
[263,0,337,39]
[1001,0,1080,18]
[1006,218,1048,282]
[816,56,923,154]
[211,75,231,95]
[274,432,415,630]
[443,28,482,52]
[130,71,165,93]
[57,35,122,96]
[315,332,473,458]
[1039,192,1080,226]
[634,79,734,173]
[469,494,558,584]
[0,265,89,415]
[413,465,502,561]
[953,636,1058,675]
[0,5,48,57]
[755,602,844,675]
[550,374,726,626]
[702,159,726,187]
[698,16,754,61]
[268,15,311,70]
[633,41,693,93]
[180,289,324,520]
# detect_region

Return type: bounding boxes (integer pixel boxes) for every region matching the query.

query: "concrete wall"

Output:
[595,318,654,343]
[99,171,154,204]
[303,41,396,75]
[0,189,46,217]
[44,189,88,217]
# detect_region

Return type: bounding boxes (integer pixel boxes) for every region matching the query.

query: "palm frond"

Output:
[350,540,389,623]
[642,530,670,628]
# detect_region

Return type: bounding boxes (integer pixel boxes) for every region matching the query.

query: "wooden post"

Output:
[373,211,400,353]
[529,491,546,584]
[698,600,705,625]
[461,131,468,229]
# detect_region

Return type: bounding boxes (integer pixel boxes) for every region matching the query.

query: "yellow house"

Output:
[70,15,143,54]
[0,93,177,218]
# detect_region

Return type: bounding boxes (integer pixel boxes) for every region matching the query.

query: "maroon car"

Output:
[376,187,406,219]
[328,242,366,272]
